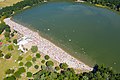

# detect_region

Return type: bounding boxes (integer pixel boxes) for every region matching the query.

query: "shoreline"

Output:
[4,18,93,71]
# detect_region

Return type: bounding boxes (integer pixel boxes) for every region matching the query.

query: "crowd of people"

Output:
[4,18,93,71]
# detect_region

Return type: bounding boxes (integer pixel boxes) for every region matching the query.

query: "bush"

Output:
[5,53,11,59]
[32,57,36,62]
[17,56,23,61]
[0,53,4,58]
[27,72,32,77]
[8,45,14,51]
[19,62,24,66]
[13,39,17,44]
[59,63,68,69]
[44,55,50,60]
[5,69,14,74]
[46,61,54,66]
[55,66,60,71]
[41,60,45,64]
[31,46,38,53]
[25,61,32,68]
[34,65,39,69]
[36,53,41,58]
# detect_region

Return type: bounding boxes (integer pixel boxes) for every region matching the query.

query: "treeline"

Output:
[0,0,44,19]
[33,64,120,80]
[85,0,120,11]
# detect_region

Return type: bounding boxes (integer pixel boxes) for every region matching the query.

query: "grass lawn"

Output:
[0,31,60,80]
[0,44,20,79]
[0,0,23,7]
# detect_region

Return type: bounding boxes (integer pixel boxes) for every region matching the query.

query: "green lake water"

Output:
[13,2,120,72]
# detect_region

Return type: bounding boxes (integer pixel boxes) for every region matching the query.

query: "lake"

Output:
[13,2,120,72]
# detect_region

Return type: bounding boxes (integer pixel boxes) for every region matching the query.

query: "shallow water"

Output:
[13,2,120,72]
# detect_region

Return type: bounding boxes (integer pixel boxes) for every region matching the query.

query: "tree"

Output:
[27,72,32,77]
[41,65,46,70]
[19,62,24,66]
[55,66,60,71]
[46,61,54,67]
[11,32,14,37]
[8,45,14,51]
[41,60,45,64]
[34,65,39,69]
[0,50,4,58]
[31,46,38,53]
[3,75,16,80]
[36,53,41,58]
[32,57,36,62]
[4,32,10,38]
[59,63,68,69]
[5,69,14,74]
[25,61,32,68]
[17,56,23,61]
[13,39,17,44]
[0,50,2,54]
[5,26,11,32]
[44,55,50,60]
[5,53,11,59]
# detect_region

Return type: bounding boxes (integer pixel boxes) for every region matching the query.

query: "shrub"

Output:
[0,53,4,58]
[32,57,36,62]
[17,56,23,61]
[8,45,14,51]
[19,62,24,66]
[27,72,32,77]
[25,61,32,68]
[34,65,39,69]
[31,46,38,53]
[55,66,60,71]
[5,53,11,59]
[13,39,17,44]
[5,69,15,74]
[41,60,45,64]
[44,55,50,60]
[59,63,68,69]
[36,53,41,58]
[46,61,54,67]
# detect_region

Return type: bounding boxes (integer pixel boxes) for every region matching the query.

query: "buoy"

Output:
[48,29,50,31]
[69,39,71,42]
[114,62,116,64]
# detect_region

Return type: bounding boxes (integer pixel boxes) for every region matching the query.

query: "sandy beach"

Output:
[4,18,93,71]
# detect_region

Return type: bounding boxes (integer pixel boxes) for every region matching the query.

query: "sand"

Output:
[4,18,93,71]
